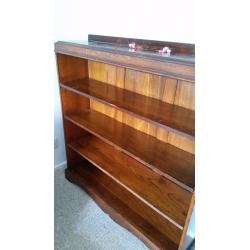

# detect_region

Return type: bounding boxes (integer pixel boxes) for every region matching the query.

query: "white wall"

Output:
[54,0,195,43]
[54,58,66,167]
[54,0,195,167]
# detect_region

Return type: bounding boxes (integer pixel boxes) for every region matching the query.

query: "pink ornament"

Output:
[128,42,143,51]
[129,42,136,49]
[158,47,171,55]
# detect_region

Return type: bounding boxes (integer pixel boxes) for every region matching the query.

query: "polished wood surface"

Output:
[90,100,195,154]
[68,134,192,227]
[88,61,179,104]
[60,78,195,139]
[178,192,195,250]
[65,110,194,191]
[58,55,195,153]
[55,42,195,82]
[88,60,194,154]
[56,35,195,249]
[174,80,195,110]
[60,87,90,115]
[56,53,88,83]
[66,161,179,250]
[124,68,178,104]
[88,34,195,55]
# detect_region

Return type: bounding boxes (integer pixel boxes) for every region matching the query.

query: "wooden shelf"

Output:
[66,162,180,250]
[56,36,195,250]
[67,134,192,227]
[60,78,195,139]
[55,35,195,81]
[65,110,195,191]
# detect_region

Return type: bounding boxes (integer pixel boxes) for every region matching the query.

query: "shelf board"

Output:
[65,110,195,191]
[66,163,180,250]
[60,78,195,139]
[67,134,192,227]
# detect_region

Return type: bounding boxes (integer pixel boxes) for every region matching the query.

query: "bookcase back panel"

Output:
[89,61,178,104]
[90,100,195,154]
[88,61,195,109]
[174,80,195,111]
[88,60,125,88]
[124,69,178,104]
[88,60,195,154]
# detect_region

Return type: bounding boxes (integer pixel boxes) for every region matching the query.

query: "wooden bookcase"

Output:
[55,35,195,250]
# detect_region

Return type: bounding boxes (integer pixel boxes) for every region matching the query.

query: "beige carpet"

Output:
[55,166,148,250]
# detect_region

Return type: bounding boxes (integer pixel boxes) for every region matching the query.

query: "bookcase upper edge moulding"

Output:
[55,34,195,250]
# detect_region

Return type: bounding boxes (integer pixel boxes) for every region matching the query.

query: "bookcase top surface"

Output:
[55,34,195,66]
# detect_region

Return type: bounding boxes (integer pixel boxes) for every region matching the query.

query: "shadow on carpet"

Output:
[55,166,148,250]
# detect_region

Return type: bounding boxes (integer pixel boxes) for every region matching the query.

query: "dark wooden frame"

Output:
[55,35,195,250]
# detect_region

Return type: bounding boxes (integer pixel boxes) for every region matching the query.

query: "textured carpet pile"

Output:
[55,166,148,250]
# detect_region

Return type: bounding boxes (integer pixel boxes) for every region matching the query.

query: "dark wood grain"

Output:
[60,87,90,116]
[55,44,195,82]
[62,120,90,168]
[56,35,195,249]
[56,53,88,83]
[66,161,180,250]
[59,88,89,169]
[60,78,195,139]
[68,134,192,227]
[65,110,194,191]
[88,34,195,55]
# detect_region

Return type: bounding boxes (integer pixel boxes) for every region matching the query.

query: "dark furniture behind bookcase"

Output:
[55,35,195,250]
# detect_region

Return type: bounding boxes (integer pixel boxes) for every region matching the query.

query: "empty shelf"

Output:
[68,135,192,227]
[66,110,195,191]
[60,78,195,139]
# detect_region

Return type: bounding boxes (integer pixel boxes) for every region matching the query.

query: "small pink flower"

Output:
[129,42,136,49]
[159,47,171,55]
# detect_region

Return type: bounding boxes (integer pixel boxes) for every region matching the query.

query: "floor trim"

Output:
[55,161,67,169]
